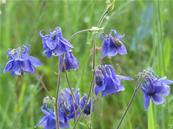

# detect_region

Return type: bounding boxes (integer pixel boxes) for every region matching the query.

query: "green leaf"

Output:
[148,101,155,129]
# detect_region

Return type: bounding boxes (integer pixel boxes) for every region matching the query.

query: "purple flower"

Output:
[80,96,92,115]
[101,30,127,57]
[4,45,41,75]
[59,50,79,72]
[140,71,173,109]
[40,27,73,57]
[58,88,80,120]
[95,65,132,96]
[36,105,69,129]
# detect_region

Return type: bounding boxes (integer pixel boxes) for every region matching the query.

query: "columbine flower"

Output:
[95,65,132,96]
[58,88,80,120]
[101,30,127,57]
[140,69,173,109]
[59,50,79,72]
[4,45,41,75]
[80,95,92,115]
[36,105,69,129]
[40,27,73,57]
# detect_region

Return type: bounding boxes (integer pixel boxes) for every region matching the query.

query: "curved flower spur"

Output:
[4,45,42,75]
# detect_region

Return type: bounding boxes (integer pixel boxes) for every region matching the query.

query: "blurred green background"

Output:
[0,0,173,129]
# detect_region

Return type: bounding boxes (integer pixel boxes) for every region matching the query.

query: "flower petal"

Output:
[12,61,22,75]
[4,60,14,72]
[35,116,47,127]
[116,85,125,92]
[102,78,121,96]
[95,85,105,95]
[157,77,173,85]
[102,37,117,57]
[117,75,132,80]
[21,60,35,73]
[155,85,170,96]
[117,44,127,55]
[143,93,150,110]
[151,94,164,105]
[29,56,42,67]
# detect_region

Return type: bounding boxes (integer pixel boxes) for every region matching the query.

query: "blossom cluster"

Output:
[3,25,172,129]
[94,29,131,96]
[36,88,91,129]
[40,27,79,72]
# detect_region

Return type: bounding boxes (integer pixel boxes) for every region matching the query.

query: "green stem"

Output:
[55,62,61,129]
[115,80,143,129]
[72,6,110,129]
[35,73,51,96]
[69,29,95,41]
[89,7,109,129]
[64,71,82,115]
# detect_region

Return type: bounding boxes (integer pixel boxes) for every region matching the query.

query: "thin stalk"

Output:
[55,63,61,129]
[65,72,77,121]
[64,71,82,116]
[89,37,96,129]
[116,80,143,129]
[98,9,109,27]
[15,74,23,98]
[35,73,55,102]
[35,73,50,96]
[89,7,109,129]
[72,79,94,129]
[73,6,110,129]
[69,28,94,41]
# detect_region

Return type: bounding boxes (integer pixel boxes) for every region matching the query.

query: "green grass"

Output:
[0,0,173,129]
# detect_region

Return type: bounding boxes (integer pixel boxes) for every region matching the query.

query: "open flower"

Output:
[95,65,132,96]
[59,50,79,72]
[140,70,173,109]
[4,45,41,75]
[40,27,73,57]
[101,30,127,57]
[36,105,69,129]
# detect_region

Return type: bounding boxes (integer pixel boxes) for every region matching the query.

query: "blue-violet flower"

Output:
[59,50,79,72]
[140,70,173,109]
[40,27,73,57]
[58,88,80,120]
[102,30,127,57]
[95,64,132,96]
[80,95,92,115]
[36,105,69,129]
[4,45,41,75]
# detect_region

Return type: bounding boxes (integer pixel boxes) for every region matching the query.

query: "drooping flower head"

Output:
[138,69,173,110]
[40,27,73,57]
[101,30,127,57]
[95,64,132,96]
[36,107,56,129]
[4,45,41,75]
[59,50,79,72]
[58,88,80,120]
[36,97,69,129]
[80,95,92,115]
